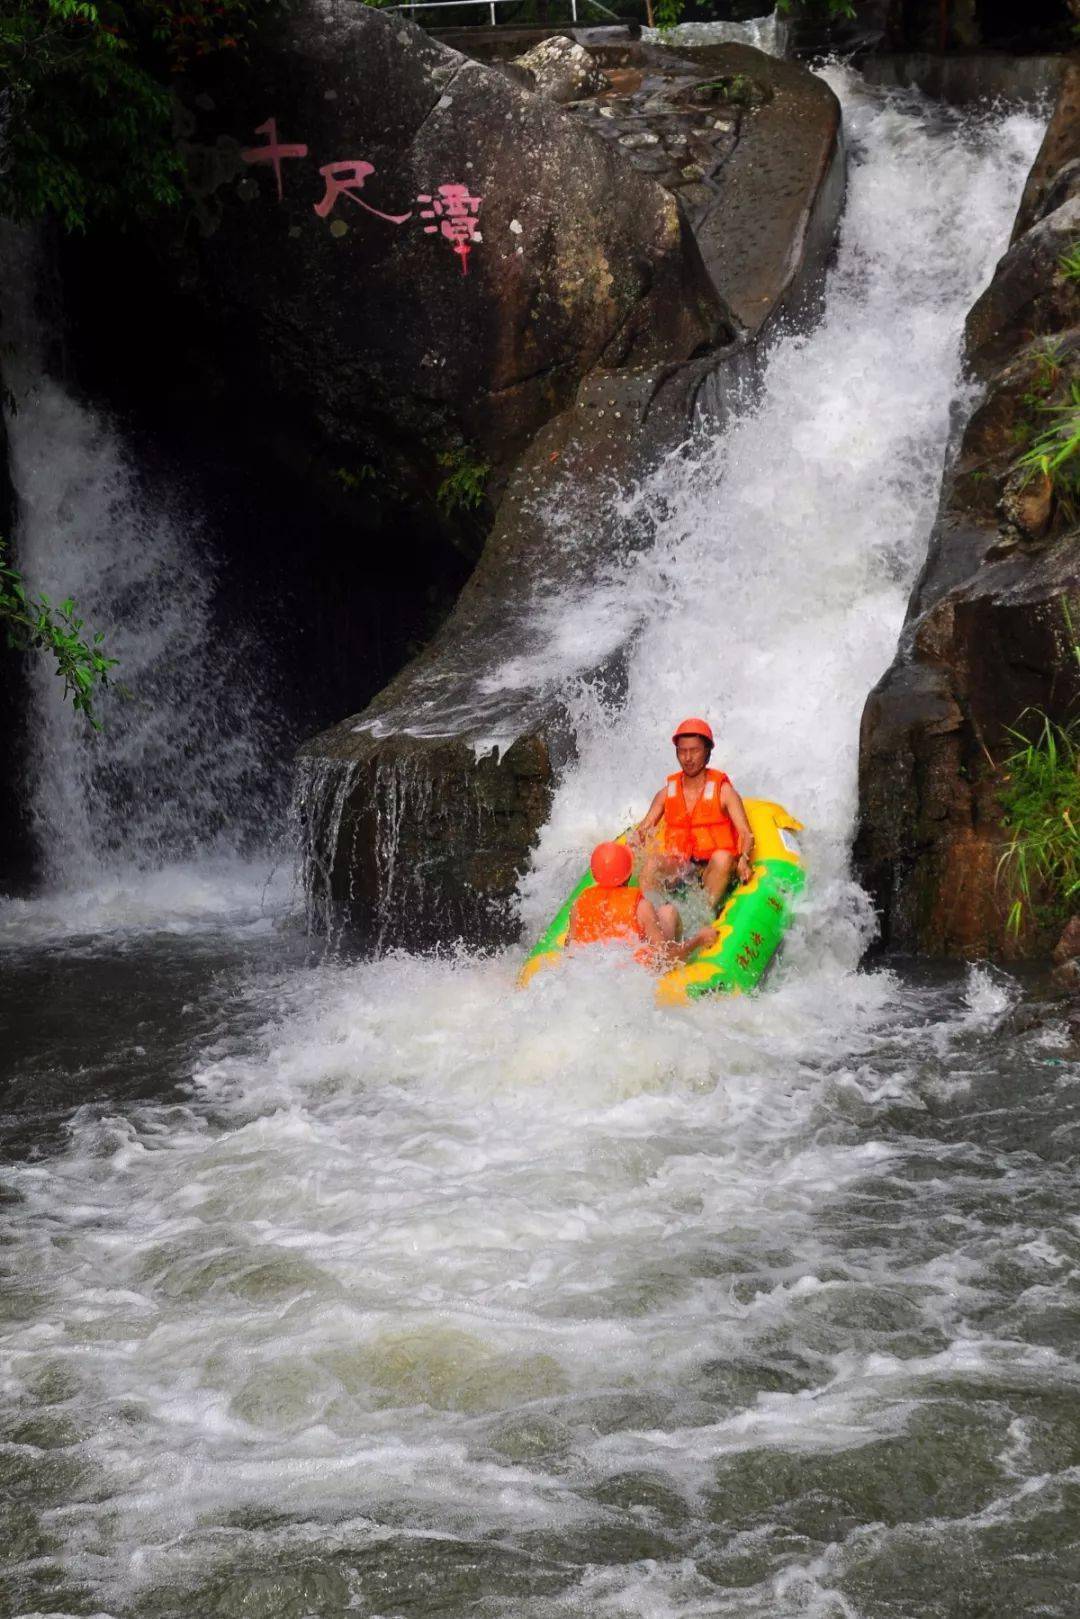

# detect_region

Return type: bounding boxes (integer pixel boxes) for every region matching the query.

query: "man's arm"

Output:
[721,782,754,881]
[628,786,666,848]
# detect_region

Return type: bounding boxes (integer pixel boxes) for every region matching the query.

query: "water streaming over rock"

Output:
[3,68,1076,1619]
[1,230,283,898]
[643,12,788,52]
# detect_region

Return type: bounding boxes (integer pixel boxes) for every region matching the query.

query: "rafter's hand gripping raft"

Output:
[519,800,805,1003]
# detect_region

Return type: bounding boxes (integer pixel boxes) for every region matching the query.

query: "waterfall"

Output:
[1,230,283,900]
[518,72,1045,947]
[0,74,1066,1619]
[642,11,789,53]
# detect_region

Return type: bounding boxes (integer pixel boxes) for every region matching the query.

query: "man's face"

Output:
[676,736,709,777]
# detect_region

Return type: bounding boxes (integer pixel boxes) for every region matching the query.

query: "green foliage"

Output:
[436,446,489,517]
[654,0,855,33]
[0,537,117,726]
[0,0,282,233]
[776,0,857,18]
[653,0,683,31]
[1020,342,1064,409]
[998,604,1080,938]
[1015,378,1080,517]
[998,711,1080,936]
[332,463,378,491]
[1059,243,1080,283]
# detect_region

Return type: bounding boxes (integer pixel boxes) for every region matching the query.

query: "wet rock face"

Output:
[297,736,553,950]
[791,0,1071,55]
[300,42,843,951]
[569,42,842,332]
[173,0,727,480]
[0,408,34,891]
[856,71,1080,960]
[512,36,608,103]
[1012,62,1080,241]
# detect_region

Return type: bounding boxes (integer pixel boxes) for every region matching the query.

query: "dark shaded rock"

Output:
[1052,912,1080,964]
[569,43,843,332]
[1013,61,1080,240]
[1000,464,1054,540]
[172,0,726,482]
[858,52,1065,107]
[297,346,760,948]
[863,0,1073,54]
[1051,955,1080,988]
[51,0,736,796]
[436,24,639,68]
[512,36,608,103]
[787,0,891,58]
[297,734,553,949]
[0,397,34,892]
[966,194,1080,377]
[856,66,1080,960]
[300,45,844,951]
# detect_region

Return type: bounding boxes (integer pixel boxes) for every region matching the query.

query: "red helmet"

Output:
[590,841,633,888]
[672,717,714,745]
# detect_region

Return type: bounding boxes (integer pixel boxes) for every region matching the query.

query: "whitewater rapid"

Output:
[4,65,1075,1619]
[520,69,1044,941]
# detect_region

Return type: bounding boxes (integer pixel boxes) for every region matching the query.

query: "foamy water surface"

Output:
[3,68,1079,1619]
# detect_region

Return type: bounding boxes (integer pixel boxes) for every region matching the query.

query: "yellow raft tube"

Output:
[519,800,805,1003]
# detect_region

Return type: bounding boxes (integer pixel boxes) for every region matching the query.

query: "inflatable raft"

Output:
[519,799,805,1003]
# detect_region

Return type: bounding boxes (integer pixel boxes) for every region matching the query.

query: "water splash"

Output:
[518,75,1045,940]
[0,73,1070,1619]
[291,756,362,944]
[1,229,283,888]
[643,10,789,54]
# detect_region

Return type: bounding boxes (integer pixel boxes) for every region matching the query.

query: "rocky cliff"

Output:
[856,62,1080,958]
[298,38,843,950]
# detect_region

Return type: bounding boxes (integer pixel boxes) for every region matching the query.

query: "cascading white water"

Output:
[519,72,1043,943]
[3,69,1070,1619]
[643,12,789,52]
[0,231,284,930]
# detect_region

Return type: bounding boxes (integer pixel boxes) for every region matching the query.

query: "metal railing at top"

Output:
[384,0,623,28]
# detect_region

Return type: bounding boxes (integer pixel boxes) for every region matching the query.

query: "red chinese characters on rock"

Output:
[417,185,483,276]
[240,119,485,273]
[240,118,309,202]
[313,161,413,225]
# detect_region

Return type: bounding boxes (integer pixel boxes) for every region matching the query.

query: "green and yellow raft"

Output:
[519,799,805,1003]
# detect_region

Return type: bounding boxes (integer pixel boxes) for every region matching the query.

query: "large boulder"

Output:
[298,43,844,951]
[172,0,727,480]
[512,36,609,103]
[855,75,1080,959]
[1012,59,1080,240]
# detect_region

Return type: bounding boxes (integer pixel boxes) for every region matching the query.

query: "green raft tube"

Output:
[519,799,805,1003]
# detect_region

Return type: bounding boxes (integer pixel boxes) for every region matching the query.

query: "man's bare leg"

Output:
[636,897,690,971]
[701,850,735,911]
[638,849,687,899]
[673,923,718,963]
[656,902,680,942]
[636,897,679,948]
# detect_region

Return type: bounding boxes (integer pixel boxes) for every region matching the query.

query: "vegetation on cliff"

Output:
[0,0,284,232]
[999,708,1080,937]
[0,539,116,724]
[647,0,855,32]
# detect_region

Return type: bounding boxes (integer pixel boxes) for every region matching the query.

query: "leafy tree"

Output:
[650,0,856,30]
[0,0,281,233]
[1,538,117,725]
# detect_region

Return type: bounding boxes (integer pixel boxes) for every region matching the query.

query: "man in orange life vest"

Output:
[568,840,715,967]
[632,717,754,915]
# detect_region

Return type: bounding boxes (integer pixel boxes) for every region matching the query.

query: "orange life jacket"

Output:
[569,884,644,946]
[660,768,737,861]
